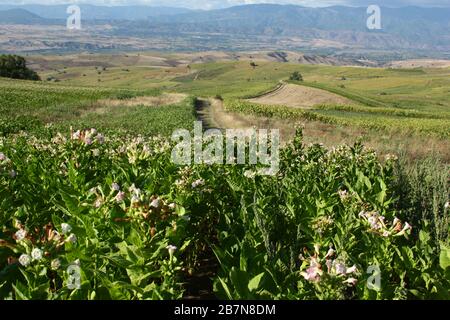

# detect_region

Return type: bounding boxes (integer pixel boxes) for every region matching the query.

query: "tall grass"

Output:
[393,155,449,245]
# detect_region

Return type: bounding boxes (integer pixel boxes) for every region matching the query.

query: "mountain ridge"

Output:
[0,4,449,53]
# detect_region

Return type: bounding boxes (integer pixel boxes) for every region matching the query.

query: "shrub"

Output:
[0,55,40,81]
[289,71,303,82]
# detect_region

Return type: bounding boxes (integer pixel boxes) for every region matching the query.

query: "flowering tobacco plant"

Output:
[0,128,448,300]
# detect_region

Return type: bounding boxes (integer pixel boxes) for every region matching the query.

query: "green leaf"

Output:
[248,272,265,292]
[217,277,233,300]
[12,283,29,300]
[230,267,250,298]
[439,244,450,270]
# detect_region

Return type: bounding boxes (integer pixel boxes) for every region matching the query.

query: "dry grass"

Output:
[387,59,450,69]
[199,98,450,162]
[248,83,355,109]
[96,93,187,108]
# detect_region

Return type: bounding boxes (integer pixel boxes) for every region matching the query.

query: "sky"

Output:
[1,0,449,9]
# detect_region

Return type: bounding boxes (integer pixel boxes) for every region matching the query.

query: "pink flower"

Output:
[343,278,358,286]
[346,265,358,274]
[301,257,323,282]
[115,191,125,203]
[334,262,346,275]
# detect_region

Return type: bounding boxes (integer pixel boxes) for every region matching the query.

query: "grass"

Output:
[0,77,195,137]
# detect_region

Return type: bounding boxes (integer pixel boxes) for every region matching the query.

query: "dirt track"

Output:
[195,98,298,144]
[248,83,354,108]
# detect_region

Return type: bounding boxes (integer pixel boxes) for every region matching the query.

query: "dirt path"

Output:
[248,83,354,109]
[195,97,298,143]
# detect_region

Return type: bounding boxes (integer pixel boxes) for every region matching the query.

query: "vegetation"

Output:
[0,128,448,299]
[0,56,449,300]
[0,55,40,81]
[289,71,303,81]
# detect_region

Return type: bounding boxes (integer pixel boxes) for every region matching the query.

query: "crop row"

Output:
[0,128,448,299]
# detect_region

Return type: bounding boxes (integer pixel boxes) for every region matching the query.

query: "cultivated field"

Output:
[0,52,449,300]
[248,83,356,109]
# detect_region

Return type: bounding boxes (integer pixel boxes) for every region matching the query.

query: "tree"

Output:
[0,55,40,81]
[289,71,303,82]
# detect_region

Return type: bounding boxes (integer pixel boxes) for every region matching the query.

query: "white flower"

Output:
[128,184,141,196]
[393,217,400,226]
[96,134,105,144]
[168,203,176,209]
[167,245,177,256]
[51,259,61,270]
[94,198,103,208]
[51,230,62,242]
[9,170,16,178]
[368,216,381,230]
[338,190,348,199]
[85,137,93,145]
[111,183,120,191]
[92,149,100,157]
[72,130,81,140]
[445,201,450,209]
[150,198,161,209]
[61,223,72,234]
[191,179,205,188]
[15,229,27,241]
[324,247,335,259]
[31,248,43,261]
[66,233,77,244]
[19,254,31,267]
[346,265,358,274]
[0,152,6,161]
[131,194,140,204]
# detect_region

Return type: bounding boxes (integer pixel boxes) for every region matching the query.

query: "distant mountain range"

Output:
[0,4,193,21]
[0,8,57,25]
[0,4,449,54]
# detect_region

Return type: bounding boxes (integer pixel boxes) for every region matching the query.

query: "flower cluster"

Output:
[359,211,412,237]
[10,222,76,269]
[70,128,104,146]
[300,245,358,286]
[0,152,16,178]
[105,182,179,223]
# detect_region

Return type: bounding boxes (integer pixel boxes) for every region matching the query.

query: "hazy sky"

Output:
[2,0,449,9]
